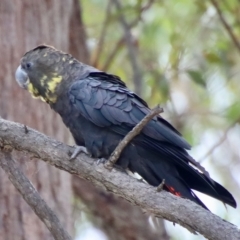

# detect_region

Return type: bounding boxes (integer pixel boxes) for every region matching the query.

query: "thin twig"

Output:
[105,105,163,169]
[0,151,72,240]
[92,0,112,67]
[102,38,124,71]
[102,0,155,71]
[101,21,142,72]
[199,119,238,162]
[111,0,143,95]
[210,0,240,53]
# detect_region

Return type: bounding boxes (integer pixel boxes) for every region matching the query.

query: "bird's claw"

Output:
[97,158,107,165]
[70,146,89,160]
[157,179,165,192]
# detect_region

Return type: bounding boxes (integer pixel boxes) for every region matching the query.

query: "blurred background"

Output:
[0,0,240,239]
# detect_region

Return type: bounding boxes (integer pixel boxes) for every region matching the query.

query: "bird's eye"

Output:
[25,62,32,69]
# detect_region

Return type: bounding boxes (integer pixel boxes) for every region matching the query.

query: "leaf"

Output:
[204,52,221,64]
[187,70,206,88]
[226,102,240,121]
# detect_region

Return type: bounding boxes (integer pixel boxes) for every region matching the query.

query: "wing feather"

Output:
[69,76,191,150]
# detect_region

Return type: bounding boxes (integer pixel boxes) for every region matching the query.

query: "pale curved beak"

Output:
[15,65,29,89]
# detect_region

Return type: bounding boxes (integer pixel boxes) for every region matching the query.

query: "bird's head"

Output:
[15,45,98,104]
[15,45,69,103]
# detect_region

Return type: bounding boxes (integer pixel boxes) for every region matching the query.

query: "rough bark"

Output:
[0,152,72,240]
[0,1,73,239]
[0,118,239,240]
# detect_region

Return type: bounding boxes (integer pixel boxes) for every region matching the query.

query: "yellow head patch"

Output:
[45,75,63,103]
[27,75,62,103]
[27,82,40,98]
[46,75,62,93]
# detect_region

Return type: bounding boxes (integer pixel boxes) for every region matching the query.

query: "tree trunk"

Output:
[0,1,74,239]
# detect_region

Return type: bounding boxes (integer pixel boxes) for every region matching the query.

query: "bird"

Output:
[15,45,236,210]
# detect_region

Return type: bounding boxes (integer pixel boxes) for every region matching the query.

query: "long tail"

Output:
[127,145,236,210]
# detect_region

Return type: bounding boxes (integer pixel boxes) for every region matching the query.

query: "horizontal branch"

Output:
[0,118,239,240]
[0,151,72,240]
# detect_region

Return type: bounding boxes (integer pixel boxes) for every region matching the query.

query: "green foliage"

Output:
[187,70,206,88]
[226,102,240,121]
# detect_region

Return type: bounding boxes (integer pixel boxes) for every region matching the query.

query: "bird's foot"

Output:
[97,158,108,165]
[156,179,165,192]
[70,146,89,160]
[97,158,126,172]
